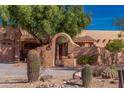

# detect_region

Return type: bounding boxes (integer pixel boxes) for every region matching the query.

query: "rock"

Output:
[39,75,53,82]
[110,80,117,84]
[73,71,82,79]
[63,81,67,84]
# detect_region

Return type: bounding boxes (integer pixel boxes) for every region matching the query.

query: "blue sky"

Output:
[84,5,124,30]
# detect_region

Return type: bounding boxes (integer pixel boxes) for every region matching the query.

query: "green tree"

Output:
[106,39,124,52]
[106,39,124,63]
[0,5,91,44]
[114,18,124,30]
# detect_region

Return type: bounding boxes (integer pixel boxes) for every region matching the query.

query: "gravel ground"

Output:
[0,63,118,88]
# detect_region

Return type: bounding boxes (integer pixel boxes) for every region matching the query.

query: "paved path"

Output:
[0,63,77,79]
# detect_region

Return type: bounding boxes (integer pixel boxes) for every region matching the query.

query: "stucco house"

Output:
[0,26,40,62]
[77,30,124,47]
[0,27,124,67]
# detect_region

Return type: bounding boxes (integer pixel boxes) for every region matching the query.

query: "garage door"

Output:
[0,42,14,62]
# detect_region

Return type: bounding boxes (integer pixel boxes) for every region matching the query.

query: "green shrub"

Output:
[109,64,117,70]
[79,55,95,65]
[81,65,93,87]
[101,67,117,79]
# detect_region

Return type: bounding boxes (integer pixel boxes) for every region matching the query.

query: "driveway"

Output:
[0,63,77,80]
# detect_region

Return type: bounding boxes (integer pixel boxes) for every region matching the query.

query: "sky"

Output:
[84,5,124,30]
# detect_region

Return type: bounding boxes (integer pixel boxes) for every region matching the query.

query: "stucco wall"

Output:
[41,32,80,67]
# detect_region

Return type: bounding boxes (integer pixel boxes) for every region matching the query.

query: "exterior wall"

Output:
[41,45,54,67]
[63,58,76,67]
[41,32,80,67]
[0,27,21,62]
[75,42,94,47]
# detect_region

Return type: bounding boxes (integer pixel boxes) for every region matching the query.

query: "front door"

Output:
[55,43,68,66]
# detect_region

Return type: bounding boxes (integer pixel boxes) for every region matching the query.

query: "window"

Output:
[8,43,12,45]
[3,33,7,37]
[2,42,6,45]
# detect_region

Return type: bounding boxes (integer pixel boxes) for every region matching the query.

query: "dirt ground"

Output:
[0,63,118,88]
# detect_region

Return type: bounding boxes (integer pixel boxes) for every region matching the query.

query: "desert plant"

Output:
[81,64,93,88]
[92,65,106,77]
[27,49,41,82]
[101,67,117,79]
[109,64,118,70]
[79,55,95,65]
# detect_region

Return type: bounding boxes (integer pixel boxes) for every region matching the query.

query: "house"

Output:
[73,35,95,47]
[40,30,124,67]
[0,28,124,67]
[77,30,124,47]
[0,26,40,62]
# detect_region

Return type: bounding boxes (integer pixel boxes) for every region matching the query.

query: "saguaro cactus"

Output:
[81,64,93,88]
[27,49,41,82]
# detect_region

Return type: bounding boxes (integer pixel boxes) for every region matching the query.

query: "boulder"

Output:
[73,71,82,79]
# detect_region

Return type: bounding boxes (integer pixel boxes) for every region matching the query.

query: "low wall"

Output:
[63,58,76,67]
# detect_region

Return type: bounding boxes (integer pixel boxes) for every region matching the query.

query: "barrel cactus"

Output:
[27,49,41,82]
[101,67,117,79]
[81,64,93,88]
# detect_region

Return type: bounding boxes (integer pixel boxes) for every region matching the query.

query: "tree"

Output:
[106,39,124,64]
[106,39,124,52]
[114,18,124,30]
[0,5,91,44]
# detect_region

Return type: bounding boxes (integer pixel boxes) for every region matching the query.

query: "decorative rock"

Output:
[73,71,82,79]
[39,75,53,82]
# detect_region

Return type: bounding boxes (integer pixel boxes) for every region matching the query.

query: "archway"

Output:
[51,32,79,67]
[55,36,68,66]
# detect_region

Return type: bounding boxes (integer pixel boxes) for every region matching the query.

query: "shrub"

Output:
[109,64,118,70]
[101,67,117,79]
[79,55,95,65]
[92,65,106,77]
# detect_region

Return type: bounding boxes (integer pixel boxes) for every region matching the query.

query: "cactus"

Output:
[27,49,41,82]
[101,67,117,79]
[81,64,93,88]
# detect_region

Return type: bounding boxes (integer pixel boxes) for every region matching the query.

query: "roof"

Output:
[20,30,40,43]
[74,35,95,42]
[20,30,34,41]
[78,30,124,40]
[76,30,124,47]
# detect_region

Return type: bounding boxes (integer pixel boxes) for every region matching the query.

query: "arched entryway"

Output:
[51,32,79,67]
[55,36,68,67]
[42,32,79,67]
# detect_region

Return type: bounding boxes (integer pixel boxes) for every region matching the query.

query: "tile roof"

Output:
[74,35,95,42]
